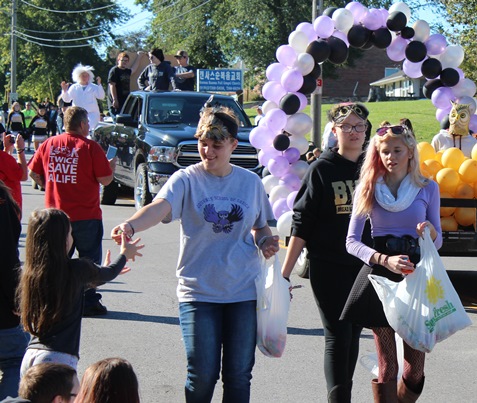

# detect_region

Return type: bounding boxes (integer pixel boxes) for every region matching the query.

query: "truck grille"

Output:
[176,141,260,170]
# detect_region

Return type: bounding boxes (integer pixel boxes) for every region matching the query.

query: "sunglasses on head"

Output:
[375,125,409,137]
[331,103,368,123]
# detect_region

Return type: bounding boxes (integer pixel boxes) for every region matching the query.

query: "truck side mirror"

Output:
[116,114,138,128]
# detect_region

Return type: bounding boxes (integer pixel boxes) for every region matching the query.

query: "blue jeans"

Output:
[70,219,103,307]
[0,326,29,400]
[179,301,257,403]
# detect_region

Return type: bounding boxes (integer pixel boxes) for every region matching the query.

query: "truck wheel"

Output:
[135,163,152,210]
[100,181,118,205]
[294,248,310,278]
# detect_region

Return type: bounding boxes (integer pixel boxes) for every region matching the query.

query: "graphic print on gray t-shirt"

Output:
[203,203,243,233]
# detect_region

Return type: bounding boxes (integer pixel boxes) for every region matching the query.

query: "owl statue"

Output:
[449,101,471,136]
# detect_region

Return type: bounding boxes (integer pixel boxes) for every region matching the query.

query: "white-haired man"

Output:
[60,64,105,131]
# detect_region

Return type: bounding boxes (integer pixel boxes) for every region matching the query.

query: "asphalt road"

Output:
[18,178,477,403]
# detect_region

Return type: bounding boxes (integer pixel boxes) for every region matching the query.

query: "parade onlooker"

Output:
[172,50,196,91]
[0,180,29,401]
[22,102,36,152]
[254,105,264,126]
[111,105,279,402]
[108,51,145,117]
[0,133,28,210]
[60,64,105,131]
[137,48,174,91]
[342,123,442,401]
[17,208,143,375]
[56,95,72,133]
[28,106,117,316]
[28,105,49,152]
[75,358,140,403]
[6,103,26,139]
[281,102,370,402]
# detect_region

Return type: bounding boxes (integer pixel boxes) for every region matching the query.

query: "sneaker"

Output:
[83,300,108,317]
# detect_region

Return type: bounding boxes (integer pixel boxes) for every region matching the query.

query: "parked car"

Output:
[93,91,261,209]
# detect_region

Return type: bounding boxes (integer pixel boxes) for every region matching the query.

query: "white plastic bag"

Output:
[368,228,472,353]
[255,255,290,357]
[360,334,404,377]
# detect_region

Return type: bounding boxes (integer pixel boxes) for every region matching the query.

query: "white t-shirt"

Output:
[156,163,273,303]
[431,129,477,158]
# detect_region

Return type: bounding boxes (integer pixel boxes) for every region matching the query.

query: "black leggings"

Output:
[309,259,363,391]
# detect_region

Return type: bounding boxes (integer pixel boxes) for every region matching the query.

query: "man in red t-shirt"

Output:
[29,106,115,316]
[0,132,28,210]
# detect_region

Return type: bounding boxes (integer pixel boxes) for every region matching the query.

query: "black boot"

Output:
[328,382,352,403]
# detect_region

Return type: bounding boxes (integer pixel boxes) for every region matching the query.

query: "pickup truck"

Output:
[93,91,261,209]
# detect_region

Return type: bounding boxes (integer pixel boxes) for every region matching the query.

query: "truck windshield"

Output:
[146,96,250,127]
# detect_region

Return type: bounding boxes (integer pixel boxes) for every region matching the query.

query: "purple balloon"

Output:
[435,106,451,122]
[272,198,291,220]
[454,67,465,81]
[262,108,288,133]
[281,68,304,92]
[262,81,287,104]
[362,9,383,30]
[403,59,424,79]
[314,15,335,38]
[470,115,477,133]
[266,63,287,82]
[276,45,297,67]
[297,22,317,42]
[345,1,367,24]
[286,191,298,209]
[279,173,302,191]
[425,34,447,56]
[386,36,408,62]
[332,30,350,47]
[268,156,290,177]
[283,147,301,163]
[258,147,281,166]
[249,126,275,149]
[431,87,456,109]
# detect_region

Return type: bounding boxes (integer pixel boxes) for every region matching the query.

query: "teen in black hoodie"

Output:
[282,102,370,403]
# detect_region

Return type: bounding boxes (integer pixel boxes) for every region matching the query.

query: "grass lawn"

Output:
[245,99,441,144]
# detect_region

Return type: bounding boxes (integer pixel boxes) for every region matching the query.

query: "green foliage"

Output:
[245,99,441,143]
[0,0,126,103]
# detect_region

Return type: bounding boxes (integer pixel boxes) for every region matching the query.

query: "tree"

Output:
[0,0,127,103]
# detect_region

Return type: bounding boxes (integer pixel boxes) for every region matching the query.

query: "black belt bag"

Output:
[374,235,420,257]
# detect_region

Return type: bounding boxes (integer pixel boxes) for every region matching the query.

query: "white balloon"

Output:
[451,78,476,98]
[439,45,465,69]
[332,8,354,33]
[389,2,411,21]
[288,136,310,155]
[262,174,280,194]
[289,30,309,53]
[276,210,294,237]
[285,113,313,136]
[288,160,310,179]
[294,53,315,76]
[262,100,278,115]
[456,96,477,114]
[269,184,291,205]
[412,20,430,42]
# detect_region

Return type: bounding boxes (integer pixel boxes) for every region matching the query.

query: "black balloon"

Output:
[298,74,317,95]
[347,25,371,48]
[279,93,300,115]
[386,11,407,32]
[371,28,392,49]
[327,36,349,64]
[440,115,450,130]
[306,40,331,64]
[440,68,460,87]
[309,63,322,79]
[421,58,442,79]
[323,7,337,18]
[401,27,415,39]
[423,79,443,99]
[405,41,427,63]
[273,134,291,152]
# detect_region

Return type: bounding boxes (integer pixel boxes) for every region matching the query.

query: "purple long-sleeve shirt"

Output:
[346,179,442,265]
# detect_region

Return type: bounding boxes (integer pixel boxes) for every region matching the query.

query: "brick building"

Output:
[322,47,399,100]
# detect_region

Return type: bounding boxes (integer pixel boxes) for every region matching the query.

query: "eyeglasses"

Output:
[330,103,368,123]
[119,58,129,62]
[336,123,367,133]
[375,125,409,136]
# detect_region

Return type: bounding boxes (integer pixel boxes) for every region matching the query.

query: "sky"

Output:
[111,0,152,35]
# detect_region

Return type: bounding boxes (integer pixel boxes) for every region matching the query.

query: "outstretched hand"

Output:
[119,233,144,262]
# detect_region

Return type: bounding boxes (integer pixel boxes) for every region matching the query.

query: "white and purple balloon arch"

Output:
[252,1,477,236]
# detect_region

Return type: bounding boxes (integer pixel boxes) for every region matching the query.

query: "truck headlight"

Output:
[148,146,177,163]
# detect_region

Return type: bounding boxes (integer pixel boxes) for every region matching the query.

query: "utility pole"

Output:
[311,0,324,148]
[10,0,17,104]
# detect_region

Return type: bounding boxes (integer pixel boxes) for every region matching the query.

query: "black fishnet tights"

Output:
[372,327,425,388]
